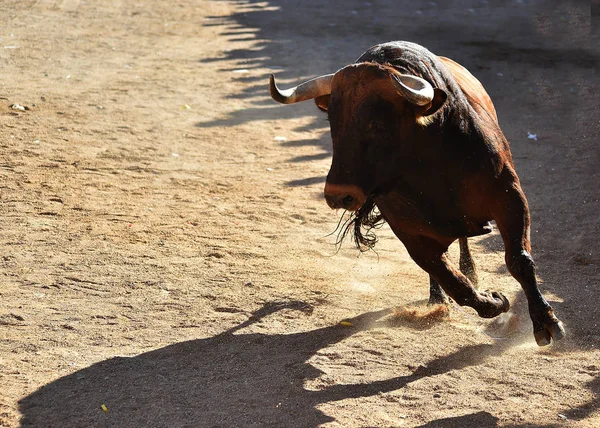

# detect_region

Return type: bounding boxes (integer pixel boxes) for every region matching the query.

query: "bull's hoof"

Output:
[533,315,566,346]
[475,291,510,318]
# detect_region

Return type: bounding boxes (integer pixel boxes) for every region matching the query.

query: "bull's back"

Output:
[438,56,498,124]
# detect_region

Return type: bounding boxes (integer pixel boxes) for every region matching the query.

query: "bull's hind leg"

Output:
[492,174,565,346]
[429,237,478,305]
[405,236,509,317]
[428,276,448,304]
[459,237,478,286]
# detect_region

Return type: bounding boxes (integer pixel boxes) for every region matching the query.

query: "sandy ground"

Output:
[1,0,599,426]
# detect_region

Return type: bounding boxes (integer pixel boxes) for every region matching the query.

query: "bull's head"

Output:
[270,62,446,213]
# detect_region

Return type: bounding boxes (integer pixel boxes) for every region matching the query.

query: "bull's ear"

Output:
[419,88,447,117]
[315,95,330,112]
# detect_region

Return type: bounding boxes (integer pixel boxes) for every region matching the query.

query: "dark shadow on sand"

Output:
[20,301,517,428]
[416,411,499,428]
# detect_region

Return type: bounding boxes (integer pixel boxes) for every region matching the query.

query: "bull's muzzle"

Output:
[324,183,367,211]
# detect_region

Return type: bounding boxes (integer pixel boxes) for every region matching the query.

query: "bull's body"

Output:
[270,41,564,346]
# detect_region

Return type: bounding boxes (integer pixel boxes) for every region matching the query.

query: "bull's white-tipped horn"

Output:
[390,73,434,106]
[269,73,334,104]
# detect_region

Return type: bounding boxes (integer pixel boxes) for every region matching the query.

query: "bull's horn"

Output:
[390,73,434,106]
[269,73,334,104]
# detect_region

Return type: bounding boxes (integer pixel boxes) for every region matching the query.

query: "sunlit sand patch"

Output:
[543,292,564,303]
[349,281,377,294]
[483,311,524,339]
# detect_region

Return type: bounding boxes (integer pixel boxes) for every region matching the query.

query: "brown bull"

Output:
[269,41,564,346]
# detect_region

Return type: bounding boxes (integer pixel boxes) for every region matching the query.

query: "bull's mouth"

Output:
[332,196,385,252]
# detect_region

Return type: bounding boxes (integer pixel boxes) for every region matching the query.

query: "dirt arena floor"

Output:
[1,0,599,426]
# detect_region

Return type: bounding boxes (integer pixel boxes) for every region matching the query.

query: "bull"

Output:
[269,41,564,346]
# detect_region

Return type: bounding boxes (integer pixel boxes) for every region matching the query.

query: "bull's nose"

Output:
[324,183,367,211]
[342,195,355,208]
[325,193,355,210]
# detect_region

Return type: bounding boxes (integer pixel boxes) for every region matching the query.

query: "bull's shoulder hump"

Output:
[438,56,498,124]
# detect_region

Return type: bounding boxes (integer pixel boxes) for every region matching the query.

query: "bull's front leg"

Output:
[404,235,509,318]
[492,172,565,346]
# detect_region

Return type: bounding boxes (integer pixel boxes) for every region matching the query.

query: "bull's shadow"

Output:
[20,300,510,428]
